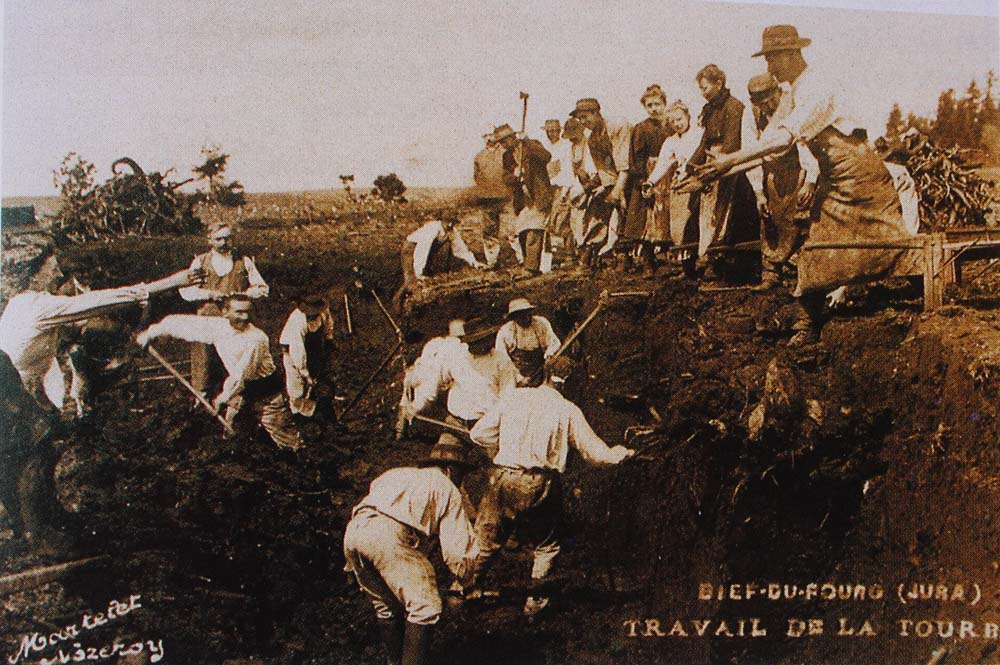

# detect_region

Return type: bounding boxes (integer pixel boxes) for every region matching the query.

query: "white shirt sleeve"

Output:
[567,403,630,465]
[539,318,561,358]
[243,257,269,299]
[449,229,479,268]
[469,402,501,454]
[279,310,309,375]
[144,314,222,345]
[743,106,764,195]
[796,142,820,184]
[35,285,149,325]
[436,480,479,586]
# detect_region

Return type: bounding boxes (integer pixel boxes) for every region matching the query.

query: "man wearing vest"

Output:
[494,298,560,388]
[180,222,269,399]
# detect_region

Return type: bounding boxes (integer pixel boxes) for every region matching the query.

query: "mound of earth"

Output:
[3,215,1000,665]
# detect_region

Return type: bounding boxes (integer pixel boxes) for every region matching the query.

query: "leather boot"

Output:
[377,617,405,665]
[401,622,432,665]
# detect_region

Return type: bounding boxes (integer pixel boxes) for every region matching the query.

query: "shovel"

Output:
[291,383,317,418]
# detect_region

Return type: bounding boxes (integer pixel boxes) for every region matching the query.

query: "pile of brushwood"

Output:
[886,129,998,229]
[49,155,202,244]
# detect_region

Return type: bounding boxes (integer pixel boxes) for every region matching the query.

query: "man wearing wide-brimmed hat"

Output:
[694,24,908,347]
[343,433,478,665]
[744,72,819,291]
[495,124,554,276]
[567,98,632,269]
[468,356,634,617]
[279,294,336,418]
[474,128,518,268]
[494,298,560,388]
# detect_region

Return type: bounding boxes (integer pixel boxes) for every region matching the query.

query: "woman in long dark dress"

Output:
[622,84,673,274]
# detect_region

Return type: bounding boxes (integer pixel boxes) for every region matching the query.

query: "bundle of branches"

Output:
[51,155,201,244]
[890,130,998,230]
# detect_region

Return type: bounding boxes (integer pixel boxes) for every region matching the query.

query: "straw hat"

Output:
[506,298,536,318]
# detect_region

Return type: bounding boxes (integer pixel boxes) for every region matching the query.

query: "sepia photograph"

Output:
[2,1,1000,663]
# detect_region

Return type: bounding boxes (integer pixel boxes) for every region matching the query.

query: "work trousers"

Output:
[473,466,562,582]
[225,390,302,449]
[343,508,442,625]
[519,229,544,273]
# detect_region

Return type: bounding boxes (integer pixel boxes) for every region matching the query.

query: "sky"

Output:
[1,0,998,196]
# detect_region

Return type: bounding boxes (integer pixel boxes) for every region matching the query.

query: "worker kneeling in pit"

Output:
[343,433,478,665]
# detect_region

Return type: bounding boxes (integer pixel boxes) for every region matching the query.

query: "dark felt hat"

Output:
[752,25,811,57]
[420,433,475,468]
[569,98,601,117]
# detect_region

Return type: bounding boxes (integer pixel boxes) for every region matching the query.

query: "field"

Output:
[4,191,1000,664]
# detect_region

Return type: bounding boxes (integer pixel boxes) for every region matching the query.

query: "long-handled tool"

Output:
[340,339,403,419]
[146,344,234,435]
[412,413,470,437]
[343,293,354,336]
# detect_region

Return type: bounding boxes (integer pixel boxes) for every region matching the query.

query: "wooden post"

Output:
[923,233,947,310]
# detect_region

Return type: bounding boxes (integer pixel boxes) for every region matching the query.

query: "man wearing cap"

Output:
[494,298,560,388]
[495,124,554,276]
[279,294,336,419]
[392,214,484,313]
[343,433,478,665]
[468,356,635,617]
[696,25,908,345]
[180,222,269,399]
[136,295,303,450]
[399,319,505,435]
[567,98,632,269]
[744,72,820,291]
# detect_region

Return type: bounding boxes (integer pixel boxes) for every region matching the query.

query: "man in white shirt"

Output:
[494,298,560,388]
[0,254,198,411]
[541,119,578,259]
[392,215,484,313]
[468,356,634,616]
[136,295,302,450]
[400,319,503,432]
[279,295,336,419]
[179,222,269,397]
[344,434,478,665]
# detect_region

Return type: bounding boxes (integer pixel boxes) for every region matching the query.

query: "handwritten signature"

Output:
[37,640,164,665]
[6,594,162,665]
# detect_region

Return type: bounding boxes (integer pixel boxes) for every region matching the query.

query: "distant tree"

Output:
[372,173,407,202]
[193,144,246,207]
[932,88,959,146]
[339,174,357,201]
[51,152,97,218]
[954,80,984,148]
[885,103,906,144]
